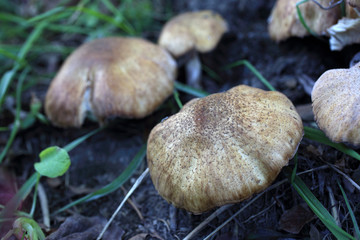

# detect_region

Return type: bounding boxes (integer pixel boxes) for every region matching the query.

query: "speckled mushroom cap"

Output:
[158,10,228,58]
[147,85,304,213]
[268,0,341,42]
[45,37,177,128]
[312,63,360,146]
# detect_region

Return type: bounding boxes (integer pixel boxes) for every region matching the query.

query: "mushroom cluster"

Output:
[312,62,360,146]
[45,37,176,128]
[147,85,303,213]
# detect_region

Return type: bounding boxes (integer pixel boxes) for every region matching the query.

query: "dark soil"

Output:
[2,0,360,240]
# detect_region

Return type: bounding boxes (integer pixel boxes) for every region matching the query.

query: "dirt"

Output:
[2,0,360,239]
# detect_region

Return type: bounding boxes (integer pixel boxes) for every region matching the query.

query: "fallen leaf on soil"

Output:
[278,203,315,234]
[45,214,124,240]
[128,233,148,240]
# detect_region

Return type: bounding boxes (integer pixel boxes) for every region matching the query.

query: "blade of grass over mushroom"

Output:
[0,21,46,107]
[52,144,147,215]
[296,0,321,39]
[286,167,355,240]
[338,181,360,239]
[304,126,360,161]
[224,59,276,91]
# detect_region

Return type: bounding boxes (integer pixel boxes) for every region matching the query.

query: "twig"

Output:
[327,185,340,227]
[326,162,360,192]
[97,168,149,240]
[37,183,50,231]
[183,204,233,240]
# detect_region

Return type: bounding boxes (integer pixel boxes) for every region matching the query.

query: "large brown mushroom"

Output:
[45,37,177,128]
[312,62,360,146]
[147,85,303,213]
[158,10,228,88]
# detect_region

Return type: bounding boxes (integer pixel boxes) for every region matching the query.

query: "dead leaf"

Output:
[45,215,124,240]
[129,233,148,240]
[278,203,315,234]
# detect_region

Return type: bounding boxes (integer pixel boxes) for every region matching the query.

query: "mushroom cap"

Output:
[312,63,360,146]
[158,10,228,58]
[147,85,303,213]
[268,0,341,42]
[45,37,177,127]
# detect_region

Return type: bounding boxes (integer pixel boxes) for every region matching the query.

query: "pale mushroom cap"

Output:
[147,85,303,213]
[312,63,360,146]
[158,10,228,57]
[45,37,177,127]
[268,0,341,42]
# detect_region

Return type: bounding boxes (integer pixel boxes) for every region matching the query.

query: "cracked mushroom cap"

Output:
[45,37,176,127]
[158,10,228,58]
[312,63,360,146]
[268,0,341,42]
[147,85,304,213]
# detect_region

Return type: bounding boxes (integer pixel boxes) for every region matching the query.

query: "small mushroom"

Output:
[268,0,341,42]
[312,62,360,146]
[158,10,228,88]
[45,37,177,128]
[147,85,303,213]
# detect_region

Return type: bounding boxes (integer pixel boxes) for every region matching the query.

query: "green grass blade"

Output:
[338,182,360,239]
[26,7,65,23]
[63,127,104,152]
[75,6,134,34]
[0,173,40,220]
[287,168,355,240]
[173,89,183,109]
[224,59,276,91]
[304,126,360,161]
[0,67,29,163]
[52,144,146,215]
[296,0,321,39]
[0,12,28,25]
[174,81,209,98]
[0,21,47,107]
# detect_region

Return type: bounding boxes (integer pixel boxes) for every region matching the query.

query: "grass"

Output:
[0,1,359,239]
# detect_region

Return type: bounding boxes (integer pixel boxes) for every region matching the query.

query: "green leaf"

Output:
[34,146,70,178]
[13,217,45,240]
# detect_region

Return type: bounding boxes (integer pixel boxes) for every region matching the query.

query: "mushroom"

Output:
[311,62,360,146]
[147,85,303,213]
[268,0,341,42]
[158,10,228,88]
[45,37,177,128]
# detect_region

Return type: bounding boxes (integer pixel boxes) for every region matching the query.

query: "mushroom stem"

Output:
[185,52,202,89]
